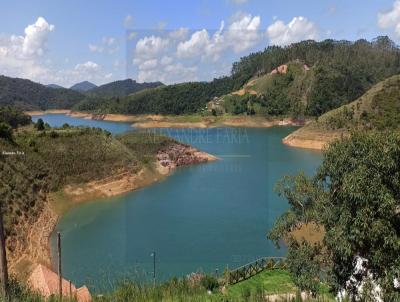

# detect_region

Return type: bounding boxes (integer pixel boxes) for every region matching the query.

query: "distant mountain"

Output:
[46,84,64,89]
[0,75,85,110]
[88,79,163,98]
[70,81,97,92]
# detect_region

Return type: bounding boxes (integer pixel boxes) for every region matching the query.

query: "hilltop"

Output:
[46,84,64,89]
[73,36,400,118]
[70,80,97,92]
[0,75,84,110]
[283,74,400,149]
[86,78,164,98]
[213,61,312,117]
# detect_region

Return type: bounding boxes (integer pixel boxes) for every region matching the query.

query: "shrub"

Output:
[200,275,219,292]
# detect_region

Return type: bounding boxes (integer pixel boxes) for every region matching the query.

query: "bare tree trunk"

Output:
[0,207,8,300]
[57,232,62,299]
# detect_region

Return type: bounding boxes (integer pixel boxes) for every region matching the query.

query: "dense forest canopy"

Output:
[74,76,241,114]
[86,79,164,98]
[0,76,85,110]
[231,36,400,116]
[74,36,400,117]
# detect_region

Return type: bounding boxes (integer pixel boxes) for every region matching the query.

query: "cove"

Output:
[32,114,322,290]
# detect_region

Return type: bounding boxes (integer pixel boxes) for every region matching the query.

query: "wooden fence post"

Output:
[0,207,8,299]
[57,232,62,299]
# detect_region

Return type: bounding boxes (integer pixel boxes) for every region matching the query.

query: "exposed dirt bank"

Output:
[282,127,346,151]
[9,143,217,279]
[25,110,71,116]
[25,110,307,129]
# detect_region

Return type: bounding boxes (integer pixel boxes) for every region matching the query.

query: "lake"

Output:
[32,114,322,290]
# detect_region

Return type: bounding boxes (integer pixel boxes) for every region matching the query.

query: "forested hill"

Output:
[0,75,85,110]
[74,36,400,116]
[75,76,239,114]
[86,79,164,98]
[294,74,400,134]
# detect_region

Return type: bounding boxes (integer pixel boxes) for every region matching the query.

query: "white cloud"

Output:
[74,61,100,72]
[102,37,115,46]
[378,0,400,36]
[226,13,261,52]
[138,59,158,70]
[127,31,137,40]
[89,36,119,54]
[124,15,133,28]
[176,13,261,60]
[138,62,197,84]
[169,27,189,40]
[0,17,55,81]
[1,16,55,61]
[177,29,210,58]
[135,35,169,60]
[266,16,318,46]
[157,21,167,30]
[89,44,104,53]
[328,5,337,14]
[229,0,248,4]
[160,56,173,65]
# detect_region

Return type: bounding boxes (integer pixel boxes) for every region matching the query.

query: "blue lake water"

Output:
[32,114,322,291]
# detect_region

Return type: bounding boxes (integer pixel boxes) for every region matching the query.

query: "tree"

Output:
[0,122,12,140]
[269,131,400,300]
[35,118,45,131]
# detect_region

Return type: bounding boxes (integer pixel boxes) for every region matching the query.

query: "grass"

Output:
[5,269,335,302]
[226,269,296,296]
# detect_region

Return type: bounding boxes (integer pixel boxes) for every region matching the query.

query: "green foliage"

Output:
[304,74,400,133]
[223,94,265,115]
[269,131,400,300]
[0,122,12,140]
[116,131,175,164]
[1,125,181,266]
[0,75,84,110]
[34,119,45,131]
[87,79,163,98]
[263,72,294,115]
[200,275,219,292]
[0,106,31,128]
[74,37,400,117]
[286,239,323,295]
[75,76,246,115]
[235,37,400,117]
[4,270,334,301]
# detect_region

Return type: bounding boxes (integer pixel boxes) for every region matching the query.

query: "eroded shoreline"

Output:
[10,142,217,278]
[25,110,307,129]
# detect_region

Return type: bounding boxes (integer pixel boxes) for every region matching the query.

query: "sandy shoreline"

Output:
[10,145,217,278]
[282,127,347,151]
[25,110,307,129]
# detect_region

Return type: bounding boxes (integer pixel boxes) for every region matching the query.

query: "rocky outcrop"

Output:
[157,144,217,174]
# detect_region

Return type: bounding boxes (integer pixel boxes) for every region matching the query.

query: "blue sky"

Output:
[0,0,399,87]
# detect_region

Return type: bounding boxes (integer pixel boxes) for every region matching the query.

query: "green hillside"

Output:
[70,80,97,92]
[0,75,85,110]
[73,36,400,117]
[216,61,313,116]
[74,76,241,114]
[286,74,400,145]
[86,79,164,98]
[0,108,184,276]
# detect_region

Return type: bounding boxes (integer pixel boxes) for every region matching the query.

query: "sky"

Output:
[0,0,400,87]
